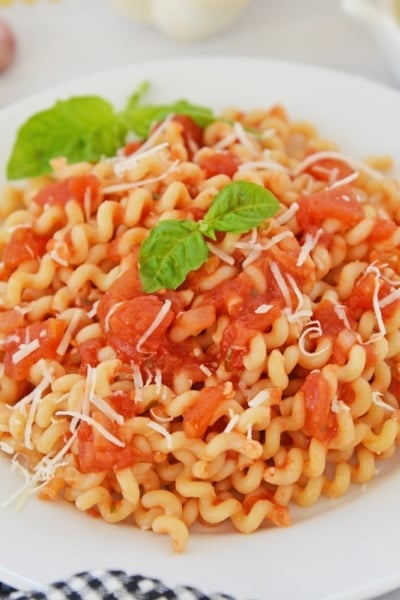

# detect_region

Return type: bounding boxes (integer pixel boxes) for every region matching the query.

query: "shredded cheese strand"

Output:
[56,411,125,447]
[56,310,83,356]
[207,242,235,265]
[147,421,172,449]
[292,150,384,180]
[102,160,180,194]
[270,261,292,311]
[136,299,172,352]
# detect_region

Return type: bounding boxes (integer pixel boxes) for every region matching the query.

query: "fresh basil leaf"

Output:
[139,220,209,293]
[7,96,125,180]
[201,181,280,236]
[123,98,215,138]
[125,80,151,111]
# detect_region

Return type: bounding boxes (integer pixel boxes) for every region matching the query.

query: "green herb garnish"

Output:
[6,81,216,180]
[122,81,215,139]
[139,181,280,293]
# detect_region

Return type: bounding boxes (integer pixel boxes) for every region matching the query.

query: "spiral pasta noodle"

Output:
[0,103,399,553]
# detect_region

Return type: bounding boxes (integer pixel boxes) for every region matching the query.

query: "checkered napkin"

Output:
[0,570,236,600]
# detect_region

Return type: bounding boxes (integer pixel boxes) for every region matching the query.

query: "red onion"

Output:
[0,19,16,73]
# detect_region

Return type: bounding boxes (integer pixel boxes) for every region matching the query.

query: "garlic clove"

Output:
[0,18,16,73]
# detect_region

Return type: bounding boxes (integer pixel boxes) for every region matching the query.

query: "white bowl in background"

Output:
[111,0,252,41]
[341,0,400,84]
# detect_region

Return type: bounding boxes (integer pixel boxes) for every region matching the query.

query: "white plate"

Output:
[0,57,400,600]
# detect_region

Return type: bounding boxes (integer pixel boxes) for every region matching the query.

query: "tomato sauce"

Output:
[33,174,100,208]
[2,228,49,270]
[302,370,337,443]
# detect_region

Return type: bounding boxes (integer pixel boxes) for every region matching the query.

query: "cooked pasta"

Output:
[1,102,400,553]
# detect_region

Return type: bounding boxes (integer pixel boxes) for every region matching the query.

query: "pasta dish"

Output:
[0,101,399,552]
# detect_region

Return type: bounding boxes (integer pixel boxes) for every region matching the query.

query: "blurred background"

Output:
[0,0,398,109]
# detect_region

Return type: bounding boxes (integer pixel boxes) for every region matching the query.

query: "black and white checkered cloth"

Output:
[0,571,236,600]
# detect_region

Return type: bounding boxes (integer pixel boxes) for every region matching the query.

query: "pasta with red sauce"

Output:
[0,102,399,552]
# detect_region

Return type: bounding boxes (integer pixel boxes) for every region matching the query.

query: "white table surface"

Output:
[0,1,399,599]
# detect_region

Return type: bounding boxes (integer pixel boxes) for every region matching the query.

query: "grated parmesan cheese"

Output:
[213,131,237,150]
[246,424,253,440]
[102,159,180,194]
[379,288,400,308]
[298,320,326,357]
[90,394,124,426]
[133,114,174,155]
[132,363,144,389]
[327,171,359,190]
[334,303,352,329]
[154,368,162,393]
[86,299,100,319]
[270,261,292,311]
[83,186,92,222]
[331,397,350,414]
[366,265,387,340]
[11,339,40,364]
[56,410,125,447]
[233,122,259,156]
[104,301,125,332]
[147,421,172,449]
[113,142,169,178]
[296,229,323,267]
[372,391,396,411]
[23,376,52,449]
[274,202,299,226]
[49,250,69,267]
[248,389,270,407]
[199,364,212,377]
[254,304,273,315]
[56,310,83,356]
[136,298,172,352]
[207,242,235,265]
[224,409,239,433]
[1,432,77,511]
[292,150,384,181]
[238,159,288,173]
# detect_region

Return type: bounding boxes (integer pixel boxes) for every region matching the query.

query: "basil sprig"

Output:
[139,181,280,292]
[6,81,216,180]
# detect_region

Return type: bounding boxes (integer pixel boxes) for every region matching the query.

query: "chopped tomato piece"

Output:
[97,265,142,328]
[0,308,25,334]
[148,340,210,388]
[183,384,227,438]
[305,158,354,182]
[77,410,144,473]
[313,299,349,337]
[105,295,174,361]
[4,318,67,380]
[77,337,105,371]
[108,390,138,418]
[2,228,49,270]
[220,322,258,371]
[172,114,203,157]
[345,272,391,320]
[242,489,275,512]
[199,151,241,178]
[337,381,355,406]
[122,140,142,156]
[367,218,397,244]
[33,174,100,208]
[302,370,337,443]
[297,185,364,232]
